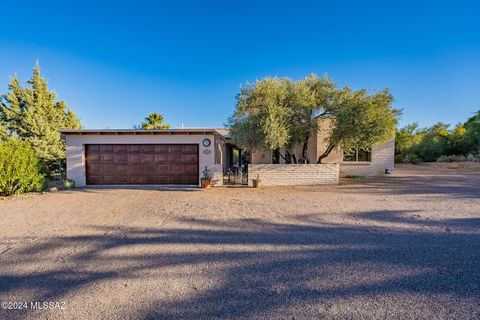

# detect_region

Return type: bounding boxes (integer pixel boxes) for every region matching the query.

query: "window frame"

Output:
[343,148,372,162]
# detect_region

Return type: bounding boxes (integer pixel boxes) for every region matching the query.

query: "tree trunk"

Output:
[316,144,335,164]
[291,153,297,164]
[301,141,309,162]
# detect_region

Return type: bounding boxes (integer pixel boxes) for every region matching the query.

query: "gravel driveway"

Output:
[0,164,479,319]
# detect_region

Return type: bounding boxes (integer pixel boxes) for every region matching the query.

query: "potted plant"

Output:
[252,174,261,188]
[200,167,212,188]
[63,178,75,189]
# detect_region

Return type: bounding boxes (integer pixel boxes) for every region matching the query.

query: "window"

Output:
[343,149,371,162]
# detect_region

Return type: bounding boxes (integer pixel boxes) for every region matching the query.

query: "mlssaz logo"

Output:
[30,301,66,310]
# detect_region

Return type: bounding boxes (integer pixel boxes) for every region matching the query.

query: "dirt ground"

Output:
[0,163,479,319]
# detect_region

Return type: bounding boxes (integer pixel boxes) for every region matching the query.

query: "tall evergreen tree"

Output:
[0,62,82,171]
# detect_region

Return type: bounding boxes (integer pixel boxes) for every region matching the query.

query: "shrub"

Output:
[467,153,480,162]
[403,153,422,164]
[437,154,480,162]
[0,139,46,196]
[437,155,461,162]
[394,154,405,163]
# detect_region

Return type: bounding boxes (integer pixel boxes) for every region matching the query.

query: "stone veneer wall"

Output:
[248,164,339,186]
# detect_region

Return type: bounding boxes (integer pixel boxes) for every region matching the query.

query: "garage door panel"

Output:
[143,154,155,163]
[128,176,150,184]
[129,145,144,152]
[183,176,198,184]
[170,154,183,163]
[182,145,197,153]
[86,144,198,185]
[169,145,182,152]
[154,145,169,152]
[183,164,198,174]
[103,175,127,184]
[155,154,169,162]
[101,145,114,152]
[129,153,142,162]
[86,145,101,152]
[144,166,156,174]
[114,145,127,152]
[184,154,198,162]
[86,164,102,172]
[144,145,155,152]
[86,152,101,161]
[101,153,114,161]
[114,153,128,162]
[101,164,117,174]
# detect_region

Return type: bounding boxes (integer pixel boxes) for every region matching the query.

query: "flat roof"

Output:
[60,128,227,136]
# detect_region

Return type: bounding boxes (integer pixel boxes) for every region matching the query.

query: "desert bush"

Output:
[466,153,480,162]
[437,154,480,162]
[403,153,422,164]
[0,139,46,196]
[394,154,404,163]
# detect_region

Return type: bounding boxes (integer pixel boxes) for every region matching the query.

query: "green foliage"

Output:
[140,112,170,129]
[322,88,399,162]
[411,123,450,162]
[228,78,290,151]
[0,119,8,141]
[201,166,212,180]
[395,123,421,154]
[0,139,46,196]
[286,75,335,159]
[406,154,422,164]
[228,74,399,163]
[0,63,82,172]
[464,111,480,153]
[396,112,480,162]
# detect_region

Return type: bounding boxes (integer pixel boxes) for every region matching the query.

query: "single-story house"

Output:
[61,118,394,187]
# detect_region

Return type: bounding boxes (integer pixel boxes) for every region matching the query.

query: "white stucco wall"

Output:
[65,134,216,187]
[338,138,395,177]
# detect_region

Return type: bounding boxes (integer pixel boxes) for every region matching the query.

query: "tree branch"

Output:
[316,143,335,164]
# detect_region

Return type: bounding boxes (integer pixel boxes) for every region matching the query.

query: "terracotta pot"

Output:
[252,179,260,188]
[201,179,211,189]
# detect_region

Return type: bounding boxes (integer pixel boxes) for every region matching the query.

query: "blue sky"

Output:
[0,0,479,129]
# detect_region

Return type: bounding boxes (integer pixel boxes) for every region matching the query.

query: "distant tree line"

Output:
[0,63,82,195]
[395,112,480,163]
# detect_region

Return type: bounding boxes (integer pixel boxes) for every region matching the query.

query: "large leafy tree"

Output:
[228,75,399,164]
[286,75,335,161]
[464,111,480,153]
[228,78,290,151]
[317,88,399,163]
[141,112,170,129]
[395,122,421,155]
[0,63,82,170]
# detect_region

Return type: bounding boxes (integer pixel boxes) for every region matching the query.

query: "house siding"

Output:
[339,138,395,176]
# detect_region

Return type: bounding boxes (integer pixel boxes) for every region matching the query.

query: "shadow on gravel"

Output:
[340,174,480,199]
[0,213,479,319]
[60,185,201,195]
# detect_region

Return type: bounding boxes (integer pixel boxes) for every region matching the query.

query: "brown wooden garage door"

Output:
[85,144,199,185]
